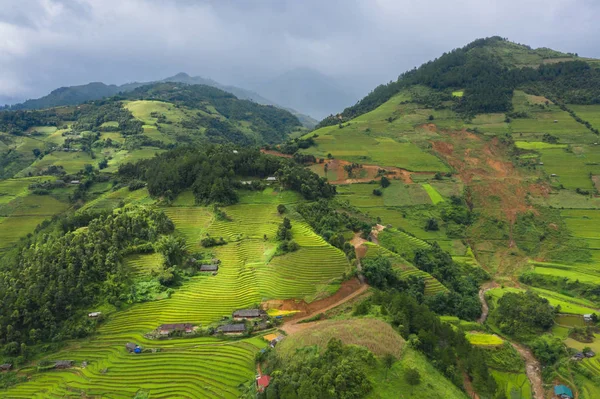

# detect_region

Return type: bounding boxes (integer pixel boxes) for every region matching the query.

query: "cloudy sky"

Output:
[2,0,600,104]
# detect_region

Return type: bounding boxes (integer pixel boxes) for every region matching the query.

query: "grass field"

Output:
[368,347,468,399]
[277,318,404,358]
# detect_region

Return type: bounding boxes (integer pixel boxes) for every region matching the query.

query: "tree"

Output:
[404,367,421,390]
[32,148,41,157]
[98,159,108,169]
[383,353,396,379]
[424,218,439,231]
[380,176,391,188]
[277,204,286,214]
[373,189,382,196]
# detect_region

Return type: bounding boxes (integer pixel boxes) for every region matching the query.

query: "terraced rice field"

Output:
[490,370,532,399]
[4,202,350,397]
[125,253,164,278]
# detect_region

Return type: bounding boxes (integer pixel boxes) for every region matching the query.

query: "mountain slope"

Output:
[8,73,318,128]
[318,36,599,127]
[0,82,302,180]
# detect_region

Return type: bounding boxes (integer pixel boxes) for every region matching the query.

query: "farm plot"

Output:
[303,131,448,172]
[538,146,600,190]
[421,183,444,204]
[465,333,504,347]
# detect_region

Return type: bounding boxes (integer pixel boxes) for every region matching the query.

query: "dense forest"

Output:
[0,207,175,355]
[119,145,336,204]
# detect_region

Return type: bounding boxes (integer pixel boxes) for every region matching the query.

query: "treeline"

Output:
[0,108,70,134]
[318,36,600,125]
[118,144,335,204]
[0,207,174,353]
[121,82,301,143]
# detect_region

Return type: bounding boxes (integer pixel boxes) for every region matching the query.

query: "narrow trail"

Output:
[476,281,499,324]
[477,282,545,399]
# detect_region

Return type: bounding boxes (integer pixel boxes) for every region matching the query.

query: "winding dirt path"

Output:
[510,342,545,399]
[477,282,545,399]
[280,284,369,334]
[476,282,499,324]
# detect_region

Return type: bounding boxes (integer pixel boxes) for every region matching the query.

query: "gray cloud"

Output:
[1,0,600,104]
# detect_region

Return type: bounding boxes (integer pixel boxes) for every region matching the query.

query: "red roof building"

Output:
[256,375,271,393]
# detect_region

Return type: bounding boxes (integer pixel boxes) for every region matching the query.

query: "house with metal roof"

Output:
[554,385,573,399]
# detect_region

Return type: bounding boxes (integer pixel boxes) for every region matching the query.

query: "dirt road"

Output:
[476,281,499,324]
[280,284,369,334]
[510,341,545,399]
[477,281,545,399]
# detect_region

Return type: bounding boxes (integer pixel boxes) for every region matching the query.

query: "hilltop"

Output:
[6,73,318,129]
[1,37,600,399]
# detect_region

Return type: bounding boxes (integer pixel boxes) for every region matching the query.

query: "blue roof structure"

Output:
[554,385,573,398]
[134,347,142,354]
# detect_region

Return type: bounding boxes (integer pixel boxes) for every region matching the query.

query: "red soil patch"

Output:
[324,159,412,184]
[431,130,534,225]
[432,141,454,156]
[592,175,600,193]
[260,149,293,158]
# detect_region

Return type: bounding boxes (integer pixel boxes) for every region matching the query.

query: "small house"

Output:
[54,360,74,369]
[158,323,193,335]
[256,375,271,393]
[88,312,102,318]
[554,120,558,123]
[554,384,573,399]
[233,150,239,154]
[571,352,585,361]
[200,264,219,272]
[126,343,137,353]
[583,314,593,322]
[270,336,285,348]
[240,181,253,185]
[217,323,246,335]
[0,364,12,372]
[265,177,277,182]
[585,351,596,358]
[550,174,558,177]
[70,180,80,185]
[232,309,267,320]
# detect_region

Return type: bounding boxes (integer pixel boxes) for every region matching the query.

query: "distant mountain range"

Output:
[251,68,357,120]
[7,70,361,128]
